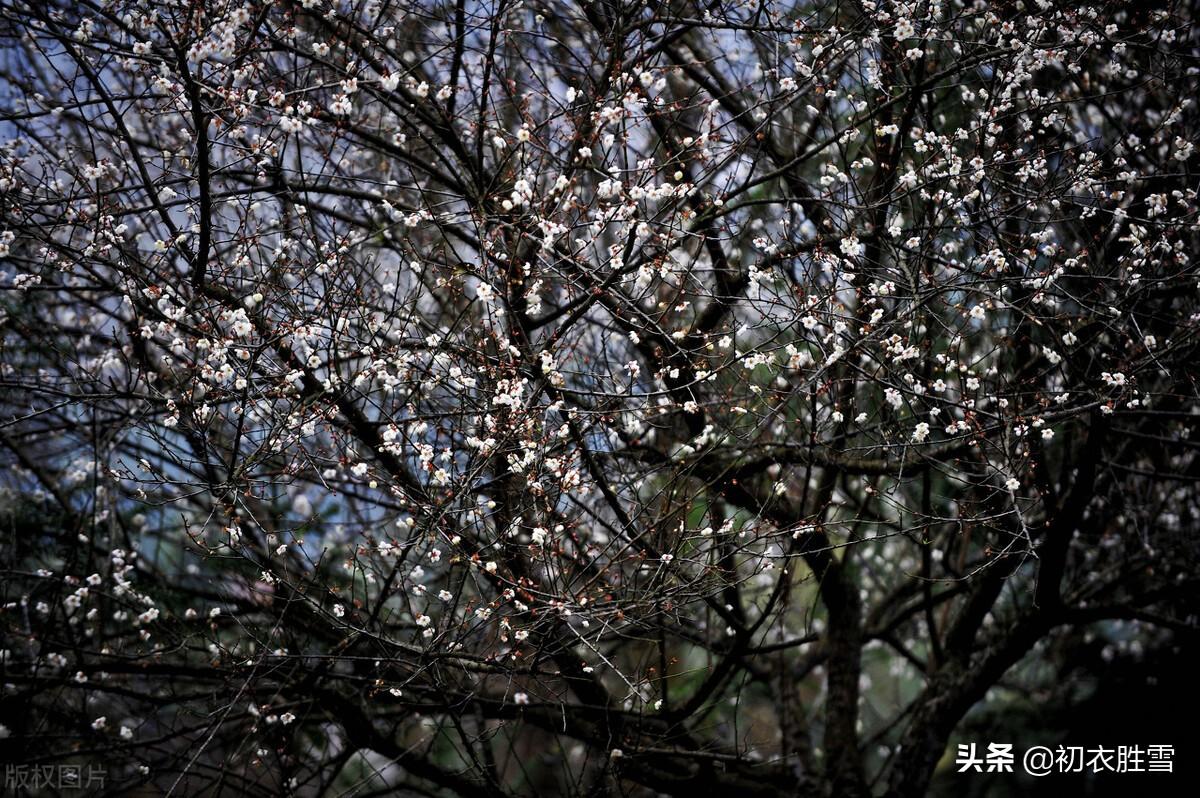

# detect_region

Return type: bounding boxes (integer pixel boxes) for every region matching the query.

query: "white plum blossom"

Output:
[0,3,1194,795]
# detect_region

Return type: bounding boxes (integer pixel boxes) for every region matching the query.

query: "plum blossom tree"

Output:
[0,0,1198,795]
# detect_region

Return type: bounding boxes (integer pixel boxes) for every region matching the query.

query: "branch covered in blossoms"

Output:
[1,0,1198,795]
